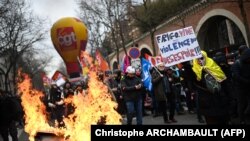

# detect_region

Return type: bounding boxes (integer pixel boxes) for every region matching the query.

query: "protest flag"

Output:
[141,58,152,91]
[95,49,110,72]
[145,53,162,66]
[123,55,130,73]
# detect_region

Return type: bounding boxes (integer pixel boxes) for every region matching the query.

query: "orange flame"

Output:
[18,51,121,141]
[18,73,64,141]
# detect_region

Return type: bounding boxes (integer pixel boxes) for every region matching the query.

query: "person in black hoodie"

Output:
[231,47,250,124]
[121,66,143,125]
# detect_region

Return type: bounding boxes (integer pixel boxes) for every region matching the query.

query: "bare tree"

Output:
[130,0,158,56]
[77,0,131,64]
[18,50,53,90]
[0,0,46,94]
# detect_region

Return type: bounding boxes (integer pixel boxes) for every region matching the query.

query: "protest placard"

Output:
[156,26,202,67]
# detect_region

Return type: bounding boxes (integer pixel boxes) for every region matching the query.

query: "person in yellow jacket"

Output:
[192,51,230,124]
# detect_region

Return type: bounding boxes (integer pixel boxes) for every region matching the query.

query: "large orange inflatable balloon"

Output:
[51,17,88,78]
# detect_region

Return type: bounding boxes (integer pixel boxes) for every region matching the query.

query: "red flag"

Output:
[95,50,109,71]
[52,71,66,81]
[51,71,67,86]
[145,53,162,66]
[123,55,130,73]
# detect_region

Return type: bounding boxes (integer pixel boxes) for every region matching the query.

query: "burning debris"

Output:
[18,53,122,141]
[34,132,64,141]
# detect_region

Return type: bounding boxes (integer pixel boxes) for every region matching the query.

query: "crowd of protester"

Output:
[1,45,250,140]
[102,45,250,125]
[45,45,250,126]
[45,80,88,127]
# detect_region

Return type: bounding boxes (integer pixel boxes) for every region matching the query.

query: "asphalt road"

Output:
[0,111,205,141]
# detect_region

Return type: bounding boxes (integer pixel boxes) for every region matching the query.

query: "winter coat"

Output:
[121,76,142,101]
[151,69,171,101]
[231,49,250,88]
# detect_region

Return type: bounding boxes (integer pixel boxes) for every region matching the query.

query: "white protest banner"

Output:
[156,26,202,67]
[131,58,141,70]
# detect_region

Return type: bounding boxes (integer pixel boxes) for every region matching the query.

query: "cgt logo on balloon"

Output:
[57,27,77,51]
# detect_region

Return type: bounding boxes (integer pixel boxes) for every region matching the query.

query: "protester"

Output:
[170,65,185,115]
[106,69,126,115]
[181,62,205,123]
[165,67,178,123]
[0,90,20,141]
[151,62,176,123]
[48,83,65,127]
[121,66,143,125]
[135,68,148,116]
[75,84,83,95]
[180,62,195,114]
[231,47,250,124]
[63,81,74,97]
[213,51,237,120]
[63,81,75,117]
[192,50,230,124]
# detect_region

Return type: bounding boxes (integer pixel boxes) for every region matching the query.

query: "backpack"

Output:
[204,72,221,94]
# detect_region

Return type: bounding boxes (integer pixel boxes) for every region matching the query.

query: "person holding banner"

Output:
[192,51,230,124]
[152,62,177,123]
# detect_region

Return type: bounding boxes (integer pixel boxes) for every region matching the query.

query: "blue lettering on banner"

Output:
[156,27,194,44]
[160,38,197,54]
[156,32,180,44]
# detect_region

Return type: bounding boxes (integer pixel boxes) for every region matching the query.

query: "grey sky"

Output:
[31,0,78,24]
[31,0,79,76]
[30,0,143,76]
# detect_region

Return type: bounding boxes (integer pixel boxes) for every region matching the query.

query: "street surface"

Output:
[0,111,204,141]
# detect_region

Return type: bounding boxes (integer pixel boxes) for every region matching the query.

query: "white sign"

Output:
[156,26,202,67]
[131,58,141,70]
[56,78,66,87]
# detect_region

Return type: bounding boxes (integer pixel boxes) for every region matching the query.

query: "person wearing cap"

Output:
[192,50,230,124]
[121,66,143,125]
[152,62,177,123]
